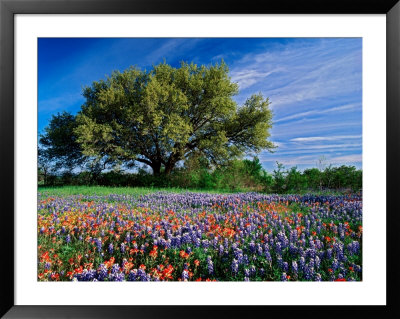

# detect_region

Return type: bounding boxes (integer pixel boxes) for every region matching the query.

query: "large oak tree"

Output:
[48,61,276,175]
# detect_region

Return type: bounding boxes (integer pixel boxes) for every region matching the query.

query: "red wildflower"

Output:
[179,250,189,259]
[325,236,331,242]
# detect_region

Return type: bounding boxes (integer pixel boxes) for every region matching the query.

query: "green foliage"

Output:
[39,158,362,194]
[39,112,85,171]
[303,168,322,190]
[272,162,287,193]
[73,61,275,175]
[286,166,307,192]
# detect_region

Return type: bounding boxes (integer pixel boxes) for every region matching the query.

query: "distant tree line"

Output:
[38,156,362,194]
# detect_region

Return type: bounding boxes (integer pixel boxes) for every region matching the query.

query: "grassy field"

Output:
[38,185,354,198]
[38,185,241,197]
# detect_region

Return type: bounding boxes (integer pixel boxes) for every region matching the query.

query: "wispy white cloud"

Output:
[290,135,362,143]
[275,103,360,123]
[263,143,362,156]
[270,141,285,148]
[232,39,361,108]
[261,153,362,167]
[272,121,361,139]
[329,154,362,164]
[231,68,280,90]
[143,39,203,63]
[39,93,83,113]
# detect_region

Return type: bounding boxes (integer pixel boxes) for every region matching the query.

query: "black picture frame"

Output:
[1,0,399,318]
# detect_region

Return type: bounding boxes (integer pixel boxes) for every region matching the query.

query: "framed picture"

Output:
[1,0,398,318]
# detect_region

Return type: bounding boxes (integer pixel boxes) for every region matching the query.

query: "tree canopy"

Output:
[39,111,84,171]
[41,61,275,175]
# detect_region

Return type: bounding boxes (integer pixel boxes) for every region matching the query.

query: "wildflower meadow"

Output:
[38,190,362,282]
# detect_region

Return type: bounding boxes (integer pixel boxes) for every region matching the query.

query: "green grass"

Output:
[38,185,240,196]
[38,185,356,197]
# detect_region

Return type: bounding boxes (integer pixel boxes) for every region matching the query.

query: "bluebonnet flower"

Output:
[326,248,333,260]
[109,263,120,274]
[128,270,138,281]
[202,239,210,248]
[137,269,148,281]
[97,264,108,281]
[303,265,314,281]
[299,257,305,271]
[315,256,320,270]
[95,237,102,252]
[306,248,316,259]
[314,273,322,281]
[207,256,214,275]
[332,259,339,271]
[256,243,263,256]
[249,241,256,254]
[65,234,71,244]
[275,242,282,255]
[112,271,125,281]
[212,237,219,249]
[292,261,298,276]
[231,259,239,274]
[250,265,256,276]
[289,243,297,255]
[264,250,272,263]
[224,238,229,250]
[182,269,189,281]
[108,243,113,254]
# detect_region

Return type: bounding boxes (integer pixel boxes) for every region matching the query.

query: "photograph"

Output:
[37,37,363,282]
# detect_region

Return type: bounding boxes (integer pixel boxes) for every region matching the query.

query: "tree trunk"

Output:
[151,162,162,176]
[164,163,175,175]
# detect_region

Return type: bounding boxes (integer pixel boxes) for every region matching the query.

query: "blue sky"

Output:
[38,38,362,172]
